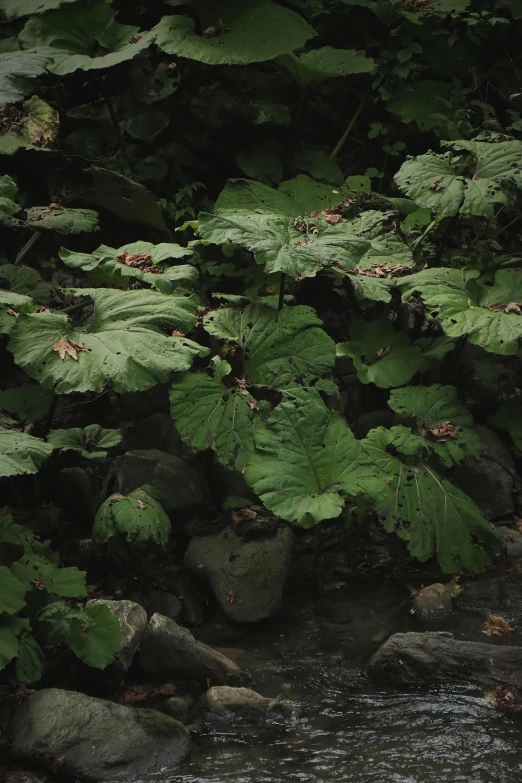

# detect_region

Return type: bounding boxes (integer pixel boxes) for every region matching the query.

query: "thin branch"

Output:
[330,94,367,160]
[105,95,133,174]
[15,232,41,266]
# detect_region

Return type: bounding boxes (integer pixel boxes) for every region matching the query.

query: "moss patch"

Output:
[134,707,187,739]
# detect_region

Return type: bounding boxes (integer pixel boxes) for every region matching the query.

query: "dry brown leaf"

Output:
[227,589,236,603]
[483,614,512,636]
[52,337,86,361]
[137,499,147,509]
[376,345,391,360]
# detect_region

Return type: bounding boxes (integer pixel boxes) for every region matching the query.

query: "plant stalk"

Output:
[330,94,367,160]
[105,95,133,174]
[15,232,41,266]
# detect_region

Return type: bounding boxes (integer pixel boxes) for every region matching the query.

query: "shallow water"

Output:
[143,581,522,783]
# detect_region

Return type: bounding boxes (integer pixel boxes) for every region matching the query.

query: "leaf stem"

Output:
[278,273,286,312]
[329,94,367,160]
[15,232,41,266]
[105,95,133,174]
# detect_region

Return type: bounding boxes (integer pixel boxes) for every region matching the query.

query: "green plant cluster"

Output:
[1,0,522,682]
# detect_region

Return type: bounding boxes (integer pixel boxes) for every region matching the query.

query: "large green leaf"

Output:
[0,427,53,476]
[337,320,424,388]
[0,96,58,154]
[170,361,256,472]
[60,241,196,293]
[41,601,120,669]
[399,268,522,354]
[214,175,352,217]
[0,385,53,423]
[0,623,19,670]
[0,0,79,20]
[279,46,375,86]
[245,397,362,527]
[38,565,87,597]
[388,385,482,467]
[19,2,153,75]
[0,566,27,614]
[80,167,166,231]
[395,139,522,217]
[153,0,315,65]
[199,211,369,278]
[387,80,453,131]
[25,205,99,234]
[0,264,53,304]
[93,489,171,545]
[8,288,206,394]
[0,50,50,107]
[355,426,502,573]
[15,632,42,683]
[48,424,122,459]
[203,303,336,387]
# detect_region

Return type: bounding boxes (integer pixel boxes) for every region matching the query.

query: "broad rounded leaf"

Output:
[67,604,120,669]
[0,50,50,107]
[25,206,99,235]
[93,489,171,545]
[338,320,424,388]
[245,397,362,527]
[15,632,42,683]
[38,564,87,597]
[8,288,206,394]
[0,264,53,304]
[280,46,375,86]
[0,0,79,19]
[153,0,315,65]
[19,2,153,75]
[399,268,522,355]
[0,624,19,670]
[395,139,522,217]
[387,80,452,131]
[0,428,53,476]
[48,424,122,458]
[80,167,166,231]
[0,566,27,614]
[0,96,58,154]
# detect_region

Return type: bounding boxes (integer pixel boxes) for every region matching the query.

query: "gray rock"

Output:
[10,689,190,782]
[105,450,208,516]
[158,694,195,722]
[197,686,286,721]
[497,527,522,559]
[413,583,452,620]
[86,599,147,680]
[368,631,522,689]
[184,526,294,623]
[139,613,246,685]
[452,425,518,520]
[147,591,183,620]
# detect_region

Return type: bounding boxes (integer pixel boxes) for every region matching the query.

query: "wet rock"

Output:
[180,583,205,627]
[158,694,195,722]
[197,686,287,722]
[86,599,147,682]
[497,527,522,559]
[413,584,453,620]
[452,425,518,520]
[453,578,504,617]
[105,450,209,516]
[184,526,294,623]
[147,591,183,621]
[10,689,190,782]
[123,414,183,457]
[139,613,246,685]
[368,631,522,689]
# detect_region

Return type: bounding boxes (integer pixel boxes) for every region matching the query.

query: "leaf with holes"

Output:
[48,424,123,459]
[395,139,522,217]
[93,489,171,545]
[388,385,482,467]
[19,2,153,75]
[245,397,362,527]
[153,0,314,65]
[354,426,502,572]
[8,288,206,394]
[0,427,53,476]
[337,320,424,388]
[25,205,99,235]
[399,268,522,354]
[0,96,58,154]
[41,601,120,669]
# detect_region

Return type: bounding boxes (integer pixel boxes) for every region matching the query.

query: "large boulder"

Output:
[105,450,208,516]
[496,527,522,559]
[139,613,246,685]
[86,599,147,683]
[368,631,522,688]
[197,686,287,722]
[184,526,293,623]
[452,425,518,520]
[10,689,190,782]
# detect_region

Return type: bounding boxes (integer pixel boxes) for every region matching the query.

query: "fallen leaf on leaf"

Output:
[483,614,512,636]
[52,337,86,361]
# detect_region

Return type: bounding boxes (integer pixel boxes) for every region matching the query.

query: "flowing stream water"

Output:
[140,580,522,783]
